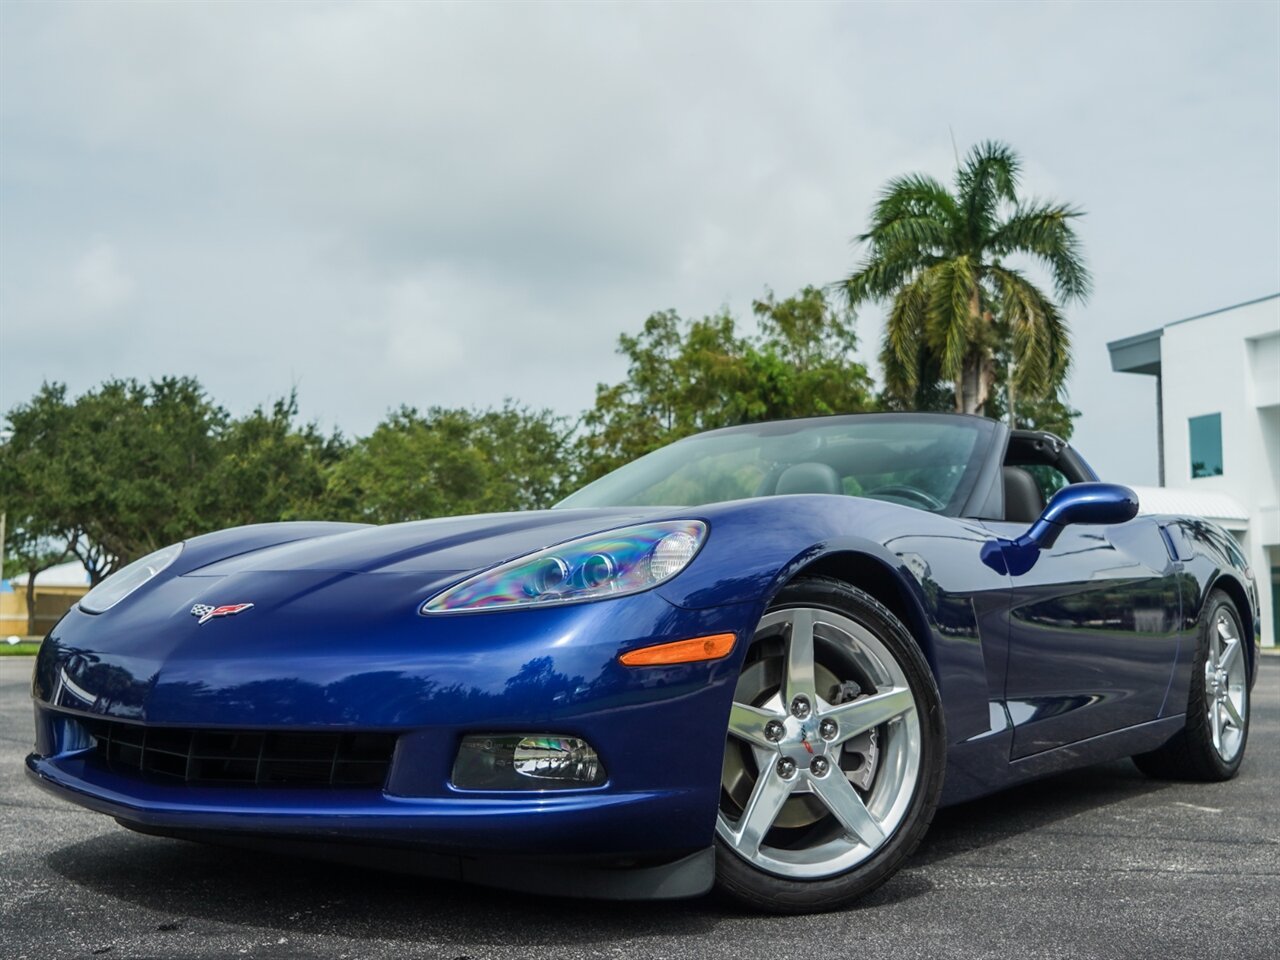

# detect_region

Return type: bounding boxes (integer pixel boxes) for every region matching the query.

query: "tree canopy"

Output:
[0,379,339,581]
[203,395,346,529]
[325,403,574,524]
[0,286,882,575]
[1,378,225,582]
[578,286,874,480]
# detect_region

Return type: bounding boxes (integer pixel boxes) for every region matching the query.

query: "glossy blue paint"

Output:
[1038,482,1140,532]
[1157,518,1261,715]
[24,413,1259,892]
[980,482,1140,575]
[982,516,1183,760]
[32,572,757,855]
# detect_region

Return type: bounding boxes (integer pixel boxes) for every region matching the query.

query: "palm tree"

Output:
[843,141,1090,415]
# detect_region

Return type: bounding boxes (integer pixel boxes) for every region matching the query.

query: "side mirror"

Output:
[1026,482,1139,550]
[981,482,1139,577]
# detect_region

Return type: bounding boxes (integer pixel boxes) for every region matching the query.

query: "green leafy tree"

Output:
[327,403,574,523]
[983,335,1082,439]
[578,287,873,480]
[1,378,227,581]
[869,299,1082,436]
[746,287,875,421]
[843,140,1090,415]
[1,379,348,582]
[577,310,750,479]
[1,515,71,635]
[203,393,347,528]
[872,348,954,414]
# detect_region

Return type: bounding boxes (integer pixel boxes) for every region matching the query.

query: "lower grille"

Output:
[81,717,396,788]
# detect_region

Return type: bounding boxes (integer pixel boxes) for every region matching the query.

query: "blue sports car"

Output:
[26,413,1259,912]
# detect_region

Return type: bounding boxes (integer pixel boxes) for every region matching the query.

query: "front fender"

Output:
[656,496,1011,748]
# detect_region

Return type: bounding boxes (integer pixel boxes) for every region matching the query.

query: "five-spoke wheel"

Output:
[713,578,944,913]
[1133,589,1252,782]
[1204,606,1248,763]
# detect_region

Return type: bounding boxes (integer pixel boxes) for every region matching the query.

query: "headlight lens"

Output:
[79,542,183,614]
[421,520,706,614]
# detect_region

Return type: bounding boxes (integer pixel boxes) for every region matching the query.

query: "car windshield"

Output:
[557,415,993,515]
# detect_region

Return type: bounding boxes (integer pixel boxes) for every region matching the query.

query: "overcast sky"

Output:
[2,1,1277,485]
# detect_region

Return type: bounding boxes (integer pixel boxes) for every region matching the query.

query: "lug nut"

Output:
[791,696,811,720]
[819,718,838,740]
[764,720,785,743]
[776,757,797,779]
[810,756,830,777]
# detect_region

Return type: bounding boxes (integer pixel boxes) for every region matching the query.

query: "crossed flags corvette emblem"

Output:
[190,602,254,624]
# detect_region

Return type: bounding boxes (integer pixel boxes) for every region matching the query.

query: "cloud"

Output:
[1,1,1277,484]
[71,242,134,313]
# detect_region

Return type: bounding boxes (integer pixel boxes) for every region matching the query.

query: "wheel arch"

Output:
[1205,573,1257,683]
[786,551,939,678]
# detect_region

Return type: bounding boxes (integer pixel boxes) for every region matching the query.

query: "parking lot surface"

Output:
[2,656,1277,960]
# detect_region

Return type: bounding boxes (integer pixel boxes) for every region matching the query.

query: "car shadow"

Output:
[46,830,726,946]
[915,757,1172,867]
[42,759,1170,944]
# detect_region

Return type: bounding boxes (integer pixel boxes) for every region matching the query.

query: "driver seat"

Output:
[1002,466,1045,524]
[775,462,843,496]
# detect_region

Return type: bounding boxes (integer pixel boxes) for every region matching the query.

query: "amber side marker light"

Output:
[618,633,736,666]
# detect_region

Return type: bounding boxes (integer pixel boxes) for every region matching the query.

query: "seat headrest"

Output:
[1002,466,1046,524]
[775,462,843,496]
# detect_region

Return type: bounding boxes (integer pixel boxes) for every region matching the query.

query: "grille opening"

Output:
[80,718,396,788]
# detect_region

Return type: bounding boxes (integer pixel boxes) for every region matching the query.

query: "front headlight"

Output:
[79,542,184,614]
[421,520,706,614]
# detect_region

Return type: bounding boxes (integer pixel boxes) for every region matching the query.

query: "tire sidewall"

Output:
[1187,592,1250,778]
[713,577,946,913]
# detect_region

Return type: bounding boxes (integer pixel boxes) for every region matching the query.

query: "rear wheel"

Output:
[1133,590,1250,781]
[713,577,945,913]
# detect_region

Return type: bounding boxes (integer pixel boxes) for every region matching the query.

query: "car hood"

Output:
[36,505,732,725]
[184,507,679,582]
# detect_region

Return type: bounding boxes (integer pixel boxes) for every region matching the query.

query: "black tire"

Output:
[713,577,945,913]
[1132,590,1250,782]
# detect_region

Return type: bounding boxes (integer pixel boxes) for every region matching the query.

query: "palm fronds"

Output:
[882,273,930,393]
[841,140,1088,414]
[991,201,1092,302]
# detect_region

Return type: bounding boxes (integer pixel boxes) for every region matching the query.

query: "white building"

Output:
[1,560,91,638]
[1108,293,1279,648]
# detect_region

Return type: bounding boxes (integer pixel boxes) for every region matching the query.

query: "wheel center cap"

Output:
[778,716,830,762]
[1209,669,1229,699]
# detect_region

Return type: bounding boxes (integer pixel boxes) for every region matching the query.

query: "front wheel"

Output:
[713,577,945,913]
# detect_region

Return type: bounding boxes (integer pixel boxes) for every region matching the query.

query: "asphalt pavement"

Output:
[2,655,1277,960]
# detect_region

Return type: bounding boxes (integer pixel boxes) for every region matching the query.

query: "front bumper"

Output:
[25,745,705,856]
[24,750,716,898]
[28,583,759,865]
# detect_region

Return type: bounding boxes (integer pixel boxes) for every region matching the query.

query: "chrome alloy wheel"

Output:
[715,606,922,879]
[1205,607,1248,762]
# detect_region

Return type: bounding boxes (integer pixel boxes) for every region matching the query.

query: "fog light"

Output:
[452,734,606,790]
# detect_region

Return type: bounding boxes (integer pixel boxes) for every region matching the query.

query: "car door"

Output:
[983,468,1182,760]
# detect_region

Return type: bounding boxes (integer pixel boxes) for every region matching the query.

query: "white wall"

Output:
[1160,296,1280,646]
[1250,334,1280,409]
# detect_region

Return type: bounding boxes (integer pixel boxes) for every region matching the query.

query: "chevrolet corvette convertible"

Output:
[27,413,1259,912]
